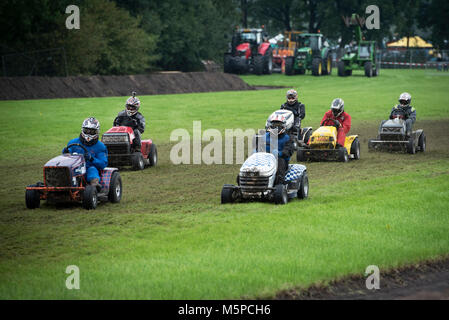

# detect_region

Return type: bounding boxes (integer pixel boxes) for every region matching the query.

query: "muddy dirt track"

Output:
[275,257,449,300]
[0,72,254,100]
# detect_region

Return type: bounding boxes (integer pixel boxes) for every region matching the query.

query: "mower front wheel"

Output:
[297,172,309,199]
[338,147,349,162]
[108,172,122,203]
[25,187,41,209]
[274,184,288,205]
[407,137,416,154]
[221,184,237,204]
[83,185,98,210]
[132,152,145,170]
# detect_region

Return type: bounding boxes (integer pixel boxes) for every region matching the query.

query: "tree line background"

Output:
[0,0,447,76]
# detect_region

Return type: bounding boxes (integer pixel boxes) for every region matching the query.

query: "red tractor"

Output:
[101,126,157,170]
[224,28,273,75]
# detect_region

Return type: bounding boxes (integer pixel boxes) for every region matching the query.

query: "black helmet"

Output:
[398,92,411,107]
[331,98,344,117]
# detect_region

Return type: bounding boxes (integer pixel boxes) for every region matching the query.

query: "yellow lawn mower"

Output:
[296,118,360,162]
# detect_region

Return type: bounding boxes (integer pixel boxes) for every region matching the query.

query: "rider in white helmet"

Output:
[64,117,108,188]
[389,92,416,136]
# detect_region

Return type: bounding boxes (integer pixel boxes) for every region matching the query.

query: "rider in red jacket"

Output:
[321,98,351,148]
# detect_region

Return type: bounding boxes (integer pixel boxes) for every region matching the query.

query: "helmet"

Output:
[267,113,287,135]
[81,117,100,145]
[331,98,344,117]
[125,91,140,116]
[398,92,411,107]
[286,89,298,105]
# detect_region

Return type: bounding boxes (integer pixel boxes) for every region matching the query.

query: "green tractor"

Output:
[284,33,332,76]
[338,14,379,77]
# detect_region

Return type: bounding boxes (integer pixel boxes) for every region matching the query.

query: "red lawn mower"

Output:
[101,126,157,170]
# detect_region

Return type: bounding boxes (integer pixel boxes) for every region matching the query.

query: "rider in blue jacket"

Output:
[63,117,108,188]
[265,115,294,184]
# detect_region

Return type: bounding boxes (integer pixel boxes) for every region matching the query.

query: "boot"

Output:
[90,178,101,192]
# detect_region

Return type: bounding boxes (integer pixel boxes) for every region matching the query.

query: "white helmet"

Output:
[81,117,100,144]
[331,98,344,117]
[267,113,287,135]
[398,92,411,107]
[125,91,141,116]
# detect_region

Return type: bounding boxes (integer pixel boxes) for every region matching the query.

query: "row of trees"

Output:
[0,0,447,75]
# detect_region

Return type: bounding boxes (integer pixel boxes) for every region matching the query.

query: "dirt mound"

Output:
[0,72,254,100]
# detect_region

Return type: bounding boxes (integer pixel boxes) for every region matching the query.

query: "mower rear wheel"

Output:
[312,58,322,76]
[285,57,295,76]
[351,138,361,160]
[338,147,349,162]
[149,143,158,166]
[274,184,288,205]
[364,62,373,77]
[108,172,122,203]
[297,172,309,199]
[407,137,416,154]
[418,132,426,152]
[25,186,41,209]
[221,184,236,204]
[83,185,98,210]
[132,152,145,170]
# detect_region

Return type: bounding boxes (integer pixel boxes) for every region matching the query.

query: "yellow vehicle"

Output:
[296,118,360,162]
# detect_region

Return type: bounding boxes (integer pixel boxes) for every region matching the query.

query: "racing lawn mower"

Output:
[101,126,157,170]
[25,143,122,210]
[297,118,360,162]
[224,27,273,75]
[221,152,309,205]
[368,117,426,154]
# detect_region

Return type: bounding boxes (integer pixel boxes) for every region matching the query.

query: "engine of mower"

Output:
[239,152,277,197]
[378,118,407,141]
[309,126,338,150]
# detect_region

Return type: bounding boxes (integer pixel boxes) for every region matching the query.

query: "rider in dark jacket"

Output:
[389,92,416,136]
[280,89,305,138]
[113,92,146,151]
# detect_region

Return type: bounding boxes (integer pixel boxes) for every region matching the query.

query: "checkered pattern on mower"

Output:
[285,164,306,182]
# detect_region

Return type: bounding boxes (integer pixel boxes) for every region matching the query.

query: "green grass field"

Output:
[0,69,449,299]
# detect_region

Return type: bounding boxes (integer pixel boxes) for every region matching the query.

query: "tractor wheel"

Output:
[418,132,426,152]
[254,55,264,75]
[364,62,373,77]
[373,66,379,77]
[132,152,145,170]
[297,172,309,199]
[346,69,352,76]
[25,186,41,209]
[274,184,288,205]
[296,148,307,162]
[338,147,349,162]
[350,138,361,160]
[108,172,122,203]
[322,56,332,75]
[338,61,347,77]
[285,57,295,76]
[83,185,98,210]
[407,137,416,154]
[224,54,233,73]
[149,143,158,167]
[264,50,273,74]
[221,184,236,204]
[297,68,305,75]
[312,58,322,76]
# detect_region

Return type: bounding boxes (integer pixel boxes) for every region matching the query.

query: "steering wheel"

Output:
[63,143,90,160]
[320,118,340,128]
